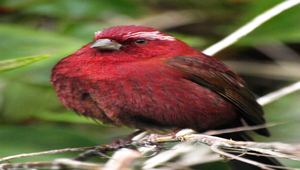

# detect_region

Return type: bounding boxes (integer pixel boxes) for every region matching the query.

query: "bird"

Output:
[51,25,282,170]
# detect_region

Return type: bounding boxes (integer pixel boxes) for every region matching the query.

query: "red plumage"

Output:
[51,25,281,169]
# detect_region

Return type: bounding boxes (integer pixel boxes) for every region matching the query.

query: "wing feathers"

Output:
[166,55,269,136]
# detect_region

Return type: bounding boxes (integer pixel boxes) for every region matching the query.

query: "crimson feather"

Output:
[51,25,282,170]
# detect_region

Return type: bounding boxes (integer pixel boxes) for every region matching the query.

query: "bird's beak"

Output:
[90,39,122,51]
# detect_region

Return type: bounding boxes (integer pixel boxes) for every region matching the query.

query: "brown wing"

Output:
[166,55,269,136]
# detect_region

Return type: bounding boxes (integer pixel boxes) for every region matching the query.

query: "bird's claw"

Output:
[109,138,132,149]
[137,134,167,149]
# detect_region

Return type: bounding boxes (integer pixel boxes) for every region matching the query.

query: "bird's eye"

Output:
[135,39,147,45]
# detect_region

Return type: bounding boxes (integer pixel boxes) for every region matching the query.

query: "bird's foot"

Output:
[109,130,145,149]
[137,134,168,145]
[136,134,169,153]
[109,138,132,149]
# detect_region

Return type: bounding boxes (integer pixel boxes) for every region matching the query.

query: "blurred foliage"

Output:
[0,55,49,73]
[236,0,300,45]
[0,0,300,169]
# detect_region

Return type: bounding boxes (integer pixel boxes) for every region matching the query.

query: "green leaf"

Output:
[0,23,85,82]
[0,55,50,73]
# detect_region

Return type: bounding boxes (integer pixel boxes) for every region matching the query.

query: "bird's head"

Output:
[76,25,197,61]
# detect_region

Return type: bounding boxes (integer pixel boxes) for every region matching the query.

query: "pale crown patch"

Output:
[94,30,176,41]
[123,31,176,41]
[124,31,176,41]
[95,30,104,37]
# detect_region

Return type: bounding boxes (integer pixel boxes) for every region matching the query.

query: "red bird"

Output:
[51,25,281,169]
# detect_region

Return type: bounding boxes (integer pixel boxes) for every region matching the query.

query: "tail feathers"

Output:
[218,132,282,170]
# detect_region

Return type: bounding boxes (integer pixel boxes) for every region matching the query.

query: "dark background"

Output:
[1,0,300,169]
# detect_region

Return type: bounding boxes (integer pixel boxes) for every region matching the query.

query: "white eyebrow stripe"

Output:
[94,30,176,41]
[124,31,176,41]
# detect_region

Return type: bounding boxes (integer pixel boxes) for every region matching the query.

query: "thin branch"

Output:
[143,141,198,169]
[0,146,96,162]
[140,134,298,169]
[179,135,297,169]
[141,123,286,168]
[203,0,300,56]
[210,144,275,170]
[246,147,300,162]
[203,123,281,136]
[2,131,300,169]
[103,148,141,170]
[0,161,59,170]
[0,159,105,170]
[257,80,300,106]
[53,158,104,170]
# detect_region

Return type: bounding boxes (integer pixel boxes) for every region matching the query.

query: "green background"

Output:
[1,0,300,169]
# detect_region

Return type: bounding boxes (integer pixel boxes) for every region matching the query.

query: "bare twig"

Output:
[2,129,300,170]
[203,0,300,56]
[141,122,288,168]
[74,144,113,161]
[0,161,59,170]
[257,80,300,106]
[211,144,275,170]
[0,146,96,162]
[103,148,141,170]
[139,133,299,169]
[0,159,105,170]
[53,158,104,170]
[203,123,281,136]
[178,134,296,169]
